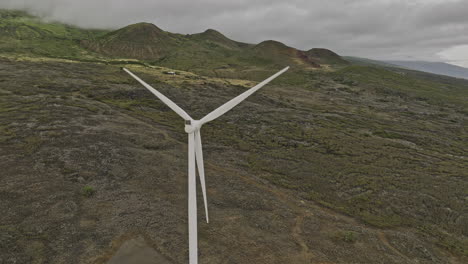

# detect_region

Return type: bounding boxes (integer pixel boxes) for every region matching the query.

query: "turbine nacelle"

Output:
[184,120,202,134]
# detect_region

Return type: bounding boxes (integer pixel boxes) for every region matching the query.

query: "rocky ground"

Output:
[0,58,466,263]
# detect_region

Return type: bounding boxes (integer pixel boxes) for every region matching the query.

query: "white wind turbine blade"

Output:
[194,130,209,223]
[122,68,192,121]
[200,66,289,124]
[188,133,198,264]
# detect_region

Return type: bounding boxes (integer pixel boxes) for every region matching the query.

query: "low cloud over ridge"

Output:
[1,0,468,65]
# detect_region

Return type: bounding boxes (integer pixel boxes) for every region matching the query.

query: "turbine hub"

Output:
[185,120,201,133]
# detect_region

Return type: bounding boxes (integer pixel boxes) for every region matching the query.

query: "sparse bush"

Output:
[333,230,359,243]
[82,186,95,197]
[342,231,358,243]
[373,130,402,139]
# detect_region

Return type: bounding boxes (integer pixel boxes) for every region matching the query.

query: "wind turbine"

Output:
[122,66,289,264]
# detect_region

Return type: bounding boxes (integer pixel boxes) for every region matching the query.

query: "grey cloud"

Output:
[1,0,468,63]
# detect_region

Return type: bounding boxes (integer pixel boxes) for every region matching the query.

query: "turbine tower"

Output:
[123,66,289,264]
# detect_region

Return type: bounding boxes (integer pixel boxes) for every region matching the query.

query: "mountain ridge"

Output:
[81,22,344,72]
[0,9,349,75]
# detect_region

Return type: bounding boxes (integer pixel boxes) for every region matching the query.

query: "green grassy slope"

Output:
[0,10,107,60]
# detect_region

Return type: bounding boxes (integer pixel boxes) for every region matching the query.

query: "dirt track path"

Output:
[212,164,321,261]
[292,213,315,262]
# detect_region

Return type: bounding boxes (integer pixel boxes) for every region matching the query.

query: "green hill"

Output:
[189,28,247,50]
[0,9,106,59]
[252,40,321,68]
[306,48,350,65]
[82,23,181,60]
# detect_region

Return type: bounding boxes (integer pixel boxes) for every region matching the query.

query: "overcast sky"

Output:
[2,0,468,67]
